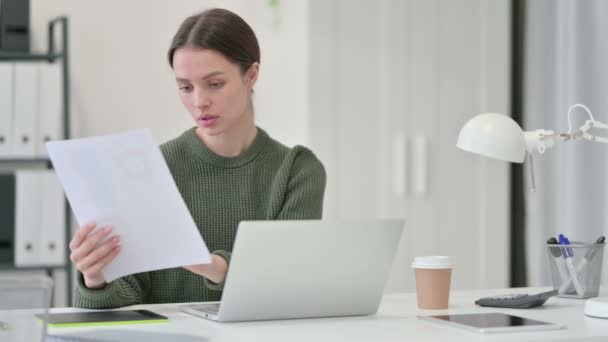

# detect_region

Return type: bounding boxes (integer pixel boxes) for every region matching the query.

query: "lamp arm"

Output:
[524,129,558,154]
[520,105,608,193]
[577,119,608,144]
[524,118,608,155]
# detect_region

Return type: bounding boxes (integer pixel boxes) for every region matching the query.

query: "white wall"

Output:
[307,0,511,292]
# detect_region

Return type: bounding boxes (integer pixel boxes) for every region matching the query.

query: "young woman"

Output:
[69,8,326,308]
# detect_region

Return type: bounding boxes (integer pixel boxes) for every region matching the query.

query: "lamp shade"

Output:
[456,113,526,163]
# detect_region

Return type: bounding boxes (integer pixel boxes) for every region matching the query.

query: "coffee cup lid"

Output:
[412,256,452,269]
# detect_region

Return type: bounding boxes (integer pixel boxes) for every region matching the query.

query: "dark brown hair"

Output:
[168,8,260,74]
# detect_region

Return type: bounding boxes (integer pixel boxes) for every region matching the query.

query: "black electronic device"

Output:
[419,312,564,333]
[0,0,30,52]
[35,309,168,328]
[475,289,558,309]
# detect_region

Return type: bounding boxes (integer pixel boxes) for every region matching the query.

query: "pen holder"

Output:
[0,275,53,342]
[546,241,604,299]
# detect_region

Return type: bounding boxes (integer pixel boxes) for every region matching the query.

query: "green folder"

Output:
[36,309,168,328]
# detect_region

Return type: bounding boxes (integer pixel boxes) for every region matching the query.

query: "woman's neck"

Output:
[196,117,258,158]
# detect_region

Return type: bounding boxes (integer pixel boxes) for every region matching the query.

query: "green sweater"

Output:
[74,127,326,308]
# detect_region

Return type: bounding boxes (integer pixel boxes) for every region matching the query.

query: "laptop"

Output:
[179,219,404,322]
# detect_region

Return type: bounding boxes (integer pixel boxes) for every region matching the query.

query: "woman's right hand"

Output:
[69,222,121,289]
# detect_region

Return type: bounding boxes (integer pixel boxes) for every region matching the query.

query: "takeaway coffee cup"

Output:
[412,256,452,310]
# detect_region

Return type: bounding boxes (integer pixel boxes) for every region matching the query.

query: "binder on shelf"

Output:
[0,63,14,158]
[12,62,39,158]
[14,170,66,267]
[39,171,66,265]
[38,62,63,157]
[14,170,43,266]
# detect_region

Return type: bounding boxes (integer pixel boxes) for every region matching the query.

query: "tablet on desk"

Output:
[36,310,168,328]
[418,313,565,334]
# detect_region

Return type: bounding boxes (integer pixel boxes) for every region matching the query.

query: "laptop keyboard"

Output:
[194,303,220,315]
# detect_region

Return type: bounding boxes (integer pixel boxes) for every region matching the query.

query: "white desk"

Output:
[49,287,608,342]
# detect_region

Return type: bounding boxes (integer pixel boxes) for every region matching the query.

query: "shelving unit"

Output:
[0,16,72,306]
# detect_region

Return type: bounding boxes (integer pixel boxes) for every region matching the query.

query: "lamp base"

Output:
[584,297,608,318]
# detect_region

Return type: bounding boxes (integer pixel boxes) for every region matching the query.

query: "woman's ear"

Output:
[247,62,260,90]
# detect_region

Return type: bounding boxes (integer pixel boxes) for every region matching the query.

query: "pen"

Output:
[548,237,571,288]
[559,234,585,296]
[559,236,605,294]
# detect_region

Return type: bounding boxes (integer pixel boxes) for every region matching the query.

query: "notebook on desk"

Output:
[37,310,167,328]
[180,219,404,322]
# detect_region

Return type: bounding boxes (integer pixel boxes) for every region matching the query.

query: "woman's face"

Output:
[172,47,258,136]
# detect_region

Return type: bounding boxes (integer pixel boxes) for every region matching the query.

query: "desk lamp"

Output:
[456,103,608,318]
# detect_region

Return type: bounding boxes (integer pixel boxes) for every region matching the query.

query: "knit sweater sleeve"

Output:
[276,146,326,220]
[73,271,151,309]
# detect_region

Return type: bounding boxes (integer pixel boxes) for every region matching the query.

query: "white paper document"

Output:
[46,129,211,282]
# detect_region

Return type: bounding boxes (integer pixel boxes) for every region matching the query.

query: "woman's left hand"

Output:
[184,254,228,284]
